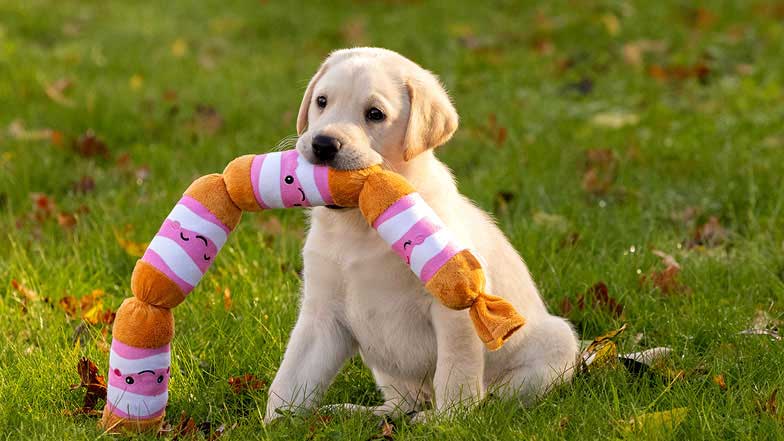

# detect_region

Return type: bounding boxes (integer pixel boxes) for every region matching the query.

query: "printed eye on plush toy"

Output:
[101,149,525,433]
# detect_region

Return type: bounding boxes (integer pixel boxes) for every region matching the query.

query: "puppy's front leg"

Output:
[264,261,355,422]
[429,303,486,416]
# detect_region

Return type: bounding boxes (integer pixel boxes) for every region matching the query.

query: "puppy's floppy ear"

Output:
[402,70,459,161]
[296,60,330,136]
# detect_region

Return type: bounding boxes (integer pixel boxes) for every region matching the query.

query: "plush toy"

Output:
[101,150,525,432]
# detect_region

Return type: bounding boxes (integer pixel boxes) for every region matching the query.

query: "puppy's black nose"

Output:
[312,135,341,162]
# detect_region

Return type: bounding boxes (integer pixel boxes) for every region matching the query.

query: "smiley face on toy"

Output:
[160,219,218,271]
[112,366,170,395]
[280,151,307,207]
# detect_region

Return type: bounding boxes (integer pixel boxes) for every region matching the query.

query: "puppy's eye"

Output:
[316,96,327,108]
[365,107,385,122]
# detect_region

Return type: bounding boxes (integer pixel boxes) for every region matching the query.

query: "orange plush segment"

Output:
[100,408,165,433]
[357,170,416,225]
[131,260,187,309]
[223,155,262,211]
[183,174,242,229]
[111,298,174,349]
[328,165,382,207]
[424,249,483,309]
[469,293,526,350]
[425,249,525,350]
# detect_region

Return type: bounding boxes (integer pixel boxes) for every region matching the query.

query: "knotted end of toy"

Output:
[112,297,174,349]
[425,249,525,350]
[468,292,526,351]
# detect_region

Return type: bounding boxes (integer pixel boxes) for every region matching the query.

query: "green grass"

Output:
[2,0,784,439]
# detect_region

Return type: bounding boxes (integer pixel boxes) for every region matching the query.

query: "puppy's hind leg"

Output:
[496,315,580,405]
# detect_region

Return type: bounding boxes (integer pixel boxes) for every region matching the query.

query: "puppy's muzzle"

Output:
[312,135,341,162]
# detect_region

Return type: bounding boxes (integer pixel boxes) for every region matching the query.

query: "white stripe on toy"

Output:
[258,151,283,208]
[409,229,453,278]
[296,158,324,206]
[376,195,433,244]
[167,203,228,248]
[146,236,203,286]
[106,386,168,418]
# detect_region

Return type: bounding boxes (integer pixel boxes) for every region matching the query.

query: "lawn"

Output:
[2,0,784,439]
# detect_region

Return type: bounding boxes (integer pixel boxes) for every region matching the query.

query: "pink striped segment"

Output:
[178,196,231,236]
[107,340,171,418]
[140,196,231,296]
[111,340,170,359]
[250,154,269,209]
[142,248,195,294]
[373,192,467,282]
[250,150,334,209]
[372,194,418,229]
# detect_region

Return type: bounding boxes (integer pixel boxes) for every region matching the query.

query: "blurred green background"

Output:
[1,0,783,439]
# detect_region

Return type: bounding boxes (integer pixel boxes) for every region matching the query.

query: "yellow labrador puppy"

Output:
[265,47,579,422]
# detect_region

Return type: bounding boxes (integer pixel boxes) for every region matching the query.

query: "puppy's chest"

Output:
[309,209,438,376]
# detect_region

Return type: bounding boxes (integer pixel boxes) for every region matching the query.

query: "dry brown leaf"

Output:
[228,374,266,394]
[73,130,110,159]
[68,357,107,415]
[652,249,680,269]
[649,63,711,83]
[688,216,727,248]
[581,148,617,196]
[188,105,223,136]
[341,17,368,45]
[7,119,55,142]
[114,226,148,257]
[57,211,78,229]
[223,287,232,311]
[44,78,75,107]
[712,374,727,390]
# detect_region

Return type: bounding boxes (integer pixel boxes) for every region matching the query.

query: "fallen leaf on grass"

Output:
[581,323,627,369]
[712,374,727,390]
[114,226,148,257]
[73,130,110,159]
[228,374,266,394]
[340,17,368,46]
[7,119,58,142]
[562,281,624,319]
[129,74,143,91]
[532,211,570,233]
[59,290,115,325]
[11,279,47,313]
[186,105,224,136]
[223,287,232,311]
[621,40,667,67]
[687,216,728,249]
[591,112,639,128]
[649,63,711,83]
[620,408,688,435]
[640,249,691,295]
[372,417,395,440]
[762,389,778,417]
[66,357,107,416]
[44,78,75,107]
[581,148,617,196]
[171,38,189,57]
[494,191,516,214]
[72,175,96,194]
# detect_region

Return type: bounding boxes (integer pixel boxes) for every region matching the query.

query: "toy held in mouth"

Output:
[101,150,525,432]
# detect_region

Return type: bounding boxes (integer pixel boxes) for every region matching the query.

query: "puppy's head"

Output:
[296,48,458,170]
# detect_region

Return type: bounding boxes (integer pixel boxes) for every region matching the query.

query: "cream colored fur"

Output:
[265,47,579,422]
